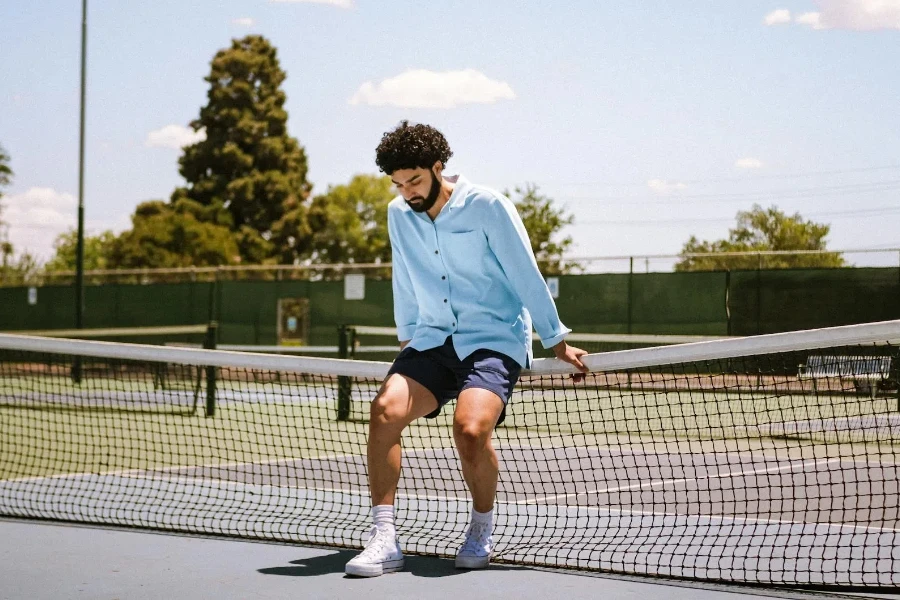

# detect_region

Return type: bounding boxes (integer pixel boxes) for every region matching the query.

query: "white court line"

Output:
[8,447,897,534]
[518,457,844,505]
[48,470,900,533]
[541,501,900,533]
[2,445,459,484]
[496,442,900,466]
[115,473,464,503]
[6,443,891,485]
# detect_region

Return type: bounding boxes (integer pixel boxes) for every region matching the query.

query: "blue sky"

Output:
[2,0,899,269]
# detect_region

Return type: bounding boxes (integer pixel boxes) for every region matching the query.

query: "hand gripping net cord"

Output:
[1,320,899,588]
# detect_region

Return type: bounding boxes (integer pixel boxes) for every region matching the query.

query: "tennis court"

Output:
[2,440,897,587]
[2,320,900,590]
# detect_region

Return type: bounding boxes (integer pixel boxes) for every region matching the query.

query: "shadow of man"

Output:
[259,550,519,579]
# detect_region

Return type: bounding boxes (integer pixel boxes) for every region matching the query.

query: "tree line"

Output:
[0,35,843,286]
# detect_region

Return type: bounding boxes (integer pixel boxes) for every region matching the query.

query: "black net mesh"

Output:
[1,330,899,587]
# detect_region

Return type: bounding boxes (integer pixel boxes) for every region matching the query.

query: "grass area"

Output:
[2,401,352,480]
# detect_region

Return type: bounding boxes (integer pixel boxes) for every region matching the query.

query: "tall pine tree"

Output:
[173,35,311,263]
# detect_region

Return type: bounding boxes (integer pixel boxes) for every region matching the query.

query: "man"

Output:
[345,121,588,577]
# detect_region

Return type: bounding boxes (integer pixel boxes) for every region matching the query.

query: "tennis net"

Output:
[1,321,900,587]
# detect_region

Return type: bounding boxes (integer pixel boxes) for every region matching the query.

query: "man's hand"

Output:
[552,341,589,381]
[399,340,410,351]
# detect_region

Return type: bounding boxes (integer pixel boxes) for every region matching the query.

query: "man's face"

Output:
[391,166,441,213]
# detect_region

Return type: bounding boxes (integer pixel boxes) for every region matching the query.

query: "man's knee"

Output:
[370,376,436,429]
[453,420,492,462]
[369,389,409,428]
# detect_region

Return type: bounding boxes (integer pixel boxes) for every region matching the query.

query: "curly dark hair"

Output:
[375,120,453,175]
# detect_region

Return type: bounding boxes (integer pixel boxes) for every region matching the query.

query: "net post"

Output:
[204,321,218,417]
[71,357,83,385]
[337,325,351,421]
[349,326,358,360]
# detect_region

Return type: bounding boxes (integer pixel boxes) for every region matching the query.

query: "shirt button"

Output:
[434,250,439,254]
[443,299,448,303]
[441,276,446,280]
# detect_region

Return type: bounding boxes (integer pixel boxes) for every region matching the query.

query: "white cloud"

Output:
[146,125,206,149]
[796,11,826,28]
[764,9,792,25]
[2,187,77,259]
[349,69,516,109]
[647,179,687,194]
[790,0,900,30]
[735,157,764,169]
[2,187,129,260]
[232,17,255,27]
[269,0,354,8]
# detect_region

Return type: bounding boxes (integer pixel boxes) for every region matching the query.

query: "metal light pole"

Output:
[73,0,88,383]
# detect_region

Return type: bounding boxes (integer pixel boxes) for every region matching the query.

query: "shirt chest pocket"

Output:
[441,229,487,274]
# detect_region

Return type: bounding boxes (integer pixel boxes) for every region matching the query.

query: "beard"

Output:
[406,171,442,213]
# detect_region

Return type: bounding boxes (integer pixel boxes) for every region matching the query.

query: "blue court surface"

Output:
[3,517,900,600]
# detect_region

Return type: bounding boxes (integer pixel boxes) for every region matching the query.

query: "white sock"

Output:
[372,505,395,534]
[471,507,493,535]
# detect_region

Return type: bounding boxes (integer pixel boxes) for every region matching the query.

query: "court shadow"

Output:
[258,550,519,579]
[403,554,522,578]
[258,550,353,577]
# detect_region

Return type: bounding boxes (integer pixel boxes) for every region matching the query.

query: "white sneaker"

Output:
[345,527,405,577]
[455,521,493,569]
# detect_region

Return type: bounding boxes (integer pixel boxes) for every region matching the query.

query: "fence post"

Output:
[627,256,634,335]
[756,253,762,335]
[725,270,732,336]
[337,325,351,421]
[203,321,218,417]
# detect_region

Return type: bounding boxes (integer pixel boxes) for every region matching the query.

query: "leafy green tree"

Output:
[0,144,30,285]
[1,246,41,286]
[172,35,311,263]
[507,184,580,275]
[108,199,240,268]
[44,229,117,272]
[675,204,846,271]
[305,175,393,265]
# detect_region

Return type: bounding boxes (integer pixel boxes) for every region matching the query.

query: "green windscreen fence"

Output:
[2,267,897,341]
[729,267,900,335]
[0,282,215,331]
[552,274,631,333]
[629,271,728,335]
[215,279,395,346]
[552,272,728,335]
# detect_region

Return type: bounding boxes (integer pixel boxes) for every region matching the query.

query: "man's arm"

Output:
[484,195,588,373]
[389,211,418,346]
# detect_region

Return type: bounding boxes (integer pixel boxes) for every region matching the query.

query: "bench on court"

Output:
[798,354,892,398]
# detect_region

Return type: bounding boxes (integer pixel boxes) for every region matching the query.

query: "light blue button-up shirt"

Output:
[388,174,570,367]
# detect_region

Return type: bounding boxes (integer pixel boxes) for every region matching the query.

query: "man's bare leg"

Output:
[453,388,505,511]
[368,374,438,505]
[453,388,505,569]
[345,374,437,577]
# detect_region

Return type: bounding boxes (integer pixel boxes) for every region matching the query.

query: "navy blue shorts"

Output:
[387,336,521,425]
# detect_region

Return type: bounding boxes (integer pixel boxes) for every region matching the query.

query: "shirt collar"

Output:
[445,174,470,210]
